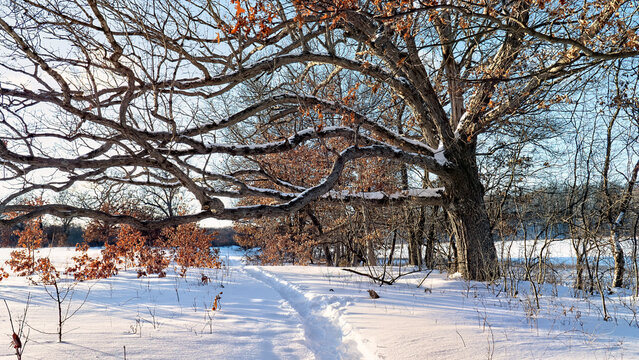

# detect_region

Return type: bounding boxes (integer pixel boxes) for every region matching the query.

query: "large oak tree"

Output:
[0,0,637,280]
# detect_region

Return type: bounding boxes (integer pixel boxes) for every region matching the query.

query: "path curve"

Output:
[243,266,378,360]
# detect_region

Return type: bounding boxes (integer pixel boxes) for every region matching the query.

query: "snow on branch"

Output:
[0,145,448,228]
[324,188,444,205]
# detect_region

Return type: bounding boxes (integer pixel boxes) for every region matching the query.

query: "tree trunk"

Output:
[574,240,585,290]
[448,234,458,273]
[323,245,333,267]
[366,239,377,266]
[405,207,425,267]
[387,230,397,266]
[607,157,639,288]
[443,144,498,281]
[305,210,333,266]
[424,212,437,269]
[611,229,625,288]
[408,229,421,266]
[54,281,63,342]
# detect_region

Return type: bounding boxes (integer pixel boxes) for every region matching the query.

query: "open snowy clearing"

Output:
[0,246,637,359]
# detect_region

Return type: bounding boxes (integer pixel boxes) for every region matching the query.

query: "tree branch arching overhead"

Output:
[0,0,635,280]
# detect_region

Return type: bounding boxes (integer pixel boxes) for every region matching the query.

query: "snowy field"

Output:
[0,246,638,359]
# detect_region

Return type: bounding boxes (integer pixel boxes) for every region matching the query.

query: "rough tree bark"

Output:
[407,208,426,267]
[424,206,439,269]
[442,143,499,280]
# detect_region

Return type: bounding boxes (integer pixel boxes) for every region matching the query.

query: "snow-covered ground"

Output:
[0,246,638,359]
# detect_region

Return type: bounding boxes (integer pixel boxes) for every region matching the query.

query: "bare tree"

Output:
[0,0,636,280]
[3,297,30,360]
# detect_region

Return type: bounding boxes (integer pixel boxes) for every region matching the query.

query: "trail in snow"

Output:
[243,266,377,360]
[5,246,637,359]
[0,247,316,360]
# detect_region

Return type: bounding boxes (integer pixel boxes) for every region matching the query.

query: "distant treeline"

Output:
[0,224,237,248]
[210,227,237,247]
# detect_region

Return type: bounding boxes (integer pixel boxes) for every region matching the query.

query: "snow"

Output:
[392,188,444,199]
[1,246,639,359]
[453,111,469,139]
[202,126,353,152]
[434,142,449,166]
[243,266,370,360]
[0,247,312,359]
[497,237,639,265]
[325,188,444,201]
[397,136,437,154]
